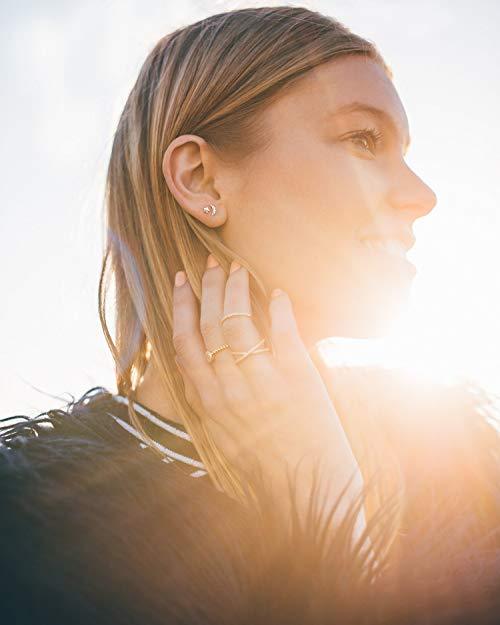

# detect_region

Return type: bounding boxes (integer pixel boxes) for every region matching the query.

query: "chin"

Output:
[297,265,414,344]
[353,280,412,338]
[302,289,410,344]
[336,271,414,338]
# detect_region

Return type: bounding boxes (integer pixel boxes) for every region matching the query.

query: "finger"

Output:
[307,346,344,414]
[223,261,282,398]
[199,254,255,414]
[172,270,233,423]
[174,355,204,414]
[174,354,237,443]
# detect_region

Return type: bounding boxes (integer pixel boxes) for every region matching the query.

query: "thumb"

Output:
[269,288,309,367]
[306,342,334,396]
[308,346,343,413]
[308,343,328,373]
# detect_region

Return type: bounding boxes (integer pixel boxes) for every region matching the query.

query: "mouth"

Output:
[360,237,417,277]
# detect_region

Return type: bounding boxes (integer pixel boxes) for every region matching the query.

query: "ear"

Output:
[162,134,227,227]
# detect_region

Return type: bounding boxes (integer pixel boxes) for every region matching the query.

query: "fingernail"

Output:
[206,254,219,269]
[271,288,284,298]
[230,260,241,274]
[175,270,186,287]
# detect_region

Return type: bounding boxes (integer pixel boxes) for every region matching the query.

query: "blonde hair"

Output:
[100,5,500,558]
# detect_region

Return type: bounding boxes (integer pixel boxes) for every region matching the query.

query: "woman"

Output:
[104,1,435,520]
[3,5,500,623]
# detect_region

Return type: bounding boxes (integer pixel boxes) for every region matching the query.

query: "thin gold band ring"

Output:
[219,311,252,326]
[205,312,271,364]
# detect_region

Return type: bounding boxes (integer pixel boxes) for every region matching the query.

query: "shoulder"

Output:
[0,387,142,481]
[0,388,248,624]
[0,386,215,511]
[0,385,242,557]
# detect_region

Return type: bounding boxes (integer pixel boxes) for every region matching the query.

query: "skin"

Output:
[169,264,370,550]
[136,55,437,424]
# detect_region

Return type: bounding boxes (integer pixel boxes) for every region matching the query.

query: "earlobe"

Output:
[199,202,227,228]
[161,135,226,227]
[202,204,217,217]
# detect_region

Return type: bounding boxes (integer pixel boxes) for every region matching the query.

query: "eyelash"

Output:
[345,127,383,154]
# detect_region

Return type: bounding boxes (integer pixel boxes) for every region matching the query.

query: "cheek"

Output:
[274,140,379,234]
[242,142,384,282]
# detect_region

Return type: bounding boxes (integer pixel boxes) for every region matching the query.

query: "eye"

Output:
[345,127,383,155]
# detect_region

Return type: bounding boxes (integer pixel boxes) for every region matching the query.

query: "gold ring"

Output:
[220,312,252,326]
[205,344,230,363]
[231,338,271,364]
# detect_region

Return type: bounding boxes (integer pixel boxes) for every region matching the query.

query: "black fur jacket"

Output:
[2,384,500,625]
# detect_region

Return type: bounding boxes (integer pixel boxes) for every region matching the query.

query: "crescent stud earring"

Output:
[202,204,217,216]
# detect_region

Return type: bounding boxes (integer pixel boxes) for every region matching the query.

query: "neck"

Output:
[135,355,185,426]
[136,311,350,425]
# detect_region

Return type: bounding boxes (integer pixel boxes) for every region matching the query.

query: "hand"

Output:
[172,254,365,532]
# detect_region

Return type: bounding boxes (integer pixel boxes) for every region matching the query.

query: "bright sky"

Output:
[1,0,499,416]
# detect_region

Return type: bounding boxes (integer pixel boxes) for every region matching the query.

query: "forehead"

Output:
[269,55,409,135]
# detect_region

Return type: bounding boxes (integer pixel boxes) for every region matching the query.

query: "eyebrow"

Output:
[328,101,411,152]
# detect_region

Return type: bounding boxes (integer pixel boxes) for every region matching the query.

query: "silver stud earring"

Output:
[202,204,217,216]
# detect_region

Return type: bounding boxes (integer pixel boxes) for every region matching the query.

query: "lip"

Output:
[399,233,416,252]
[360,239,417,277]
[361,232,416,252]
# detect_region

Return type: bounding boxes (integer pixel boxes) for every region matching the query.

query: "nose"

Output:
[387,162,437,219]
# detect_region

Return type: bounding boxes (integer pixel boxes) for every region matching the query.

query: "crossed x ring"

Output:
[204,312,272,364]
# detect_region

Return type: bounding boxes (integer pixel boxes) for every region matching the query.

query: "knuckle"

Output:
[173,280,190,305]
[199,388,222,416]
[229,272,245,288]
[229,265,248,282]
[172,332,190,356]
[226,270,247,298]
[222,317,246,344]
[202,267,219,287]
[272,324,295,341]
[200,318,219,344]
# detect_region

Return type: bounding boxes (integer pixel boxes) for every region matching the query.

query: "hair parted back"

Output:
[98,4,398,532]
